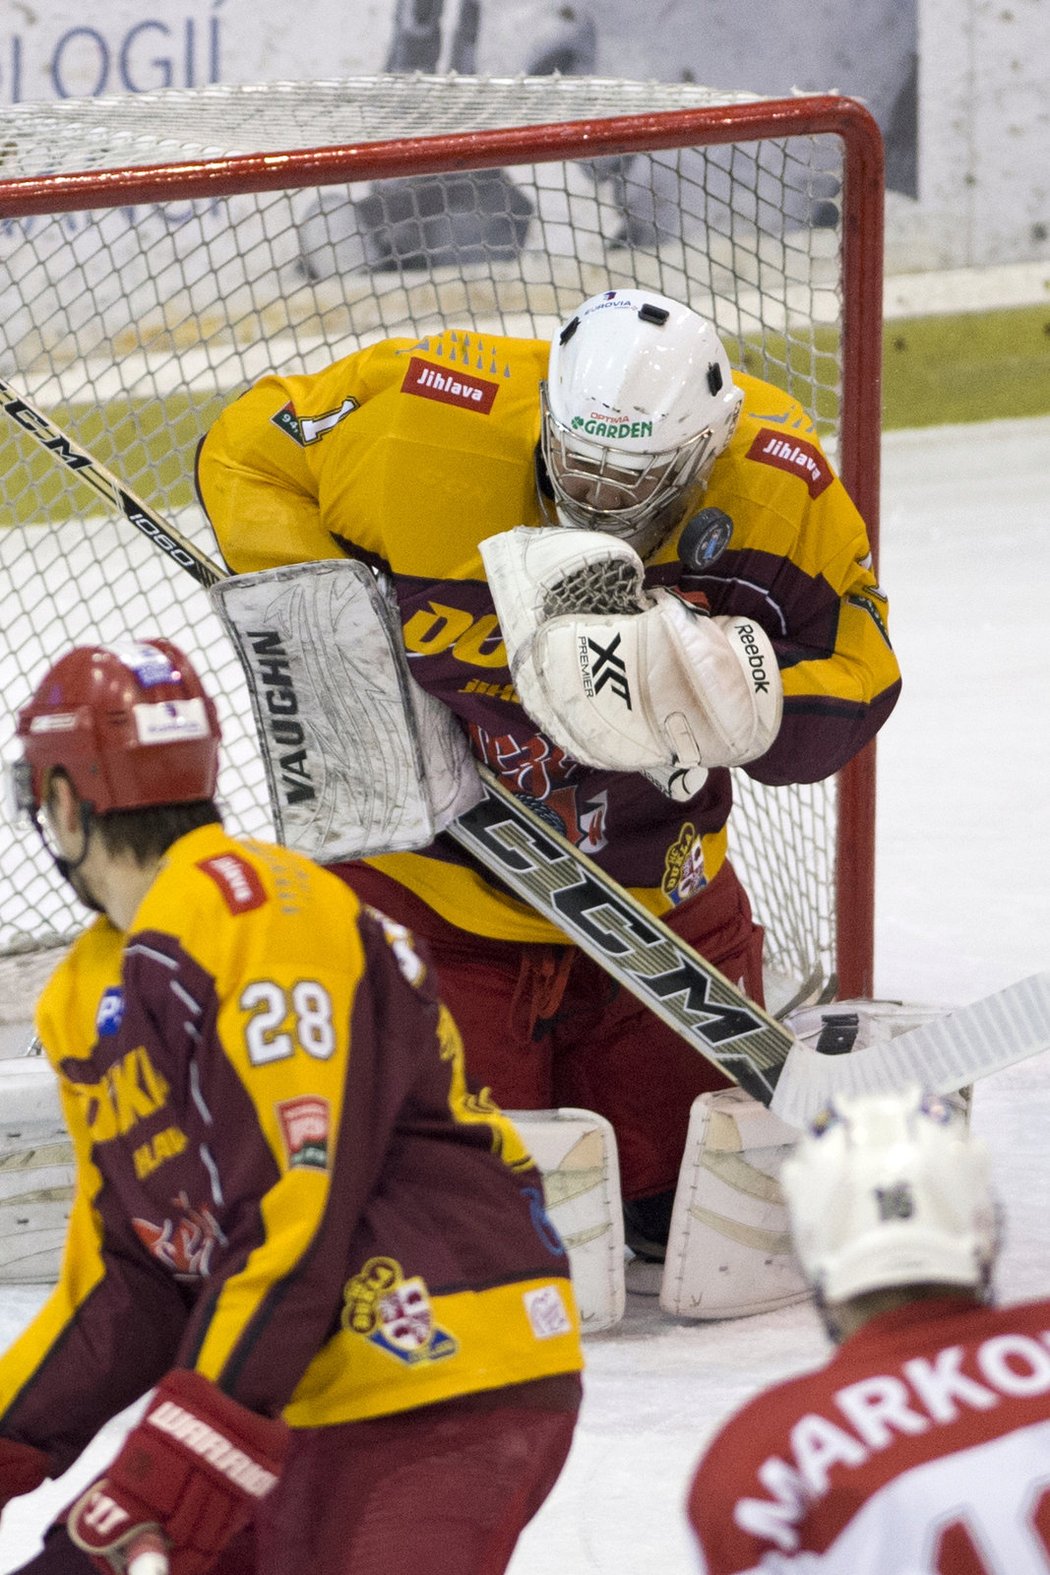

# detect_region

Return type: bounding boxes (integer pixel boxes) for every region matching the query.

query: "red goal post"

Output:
[0,76,884,1007]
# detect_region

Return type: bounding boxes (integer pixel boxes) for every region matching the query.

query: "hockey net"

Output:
[0,75,884,1014]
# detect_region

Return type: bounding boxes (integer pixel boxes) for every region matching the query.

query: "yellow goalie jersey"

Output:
[197,333,900,941]
[0,825,582,1472]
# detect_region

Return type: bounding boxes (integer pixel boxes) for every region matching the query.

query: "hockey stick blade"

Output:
[769,972,1050,1129]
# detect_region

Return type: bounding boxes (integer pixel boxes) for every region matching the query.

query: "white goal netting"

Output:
[0,75,885,1011]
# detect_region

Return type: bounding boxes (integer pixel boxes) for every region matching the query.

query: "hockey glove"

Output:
[0,1436,51,1510]
[482,526,782,773]
[65,1368,287,1575]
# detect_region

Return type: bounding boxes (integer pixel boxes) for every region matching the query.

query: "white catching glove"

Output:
[480,526,783,777]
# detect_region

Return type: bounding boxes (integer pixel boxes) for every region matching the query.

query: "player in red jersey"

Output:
[686,1085,1050,1574]
[0,639,582,1575]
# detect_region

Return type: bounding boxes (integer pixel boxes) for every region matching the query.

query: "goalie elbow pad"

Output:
[516,591,783,774]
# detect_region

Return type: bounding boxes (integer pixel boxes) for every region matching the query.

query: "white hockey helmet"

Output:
[540,289,744,557]
[780,1086,1000,1306]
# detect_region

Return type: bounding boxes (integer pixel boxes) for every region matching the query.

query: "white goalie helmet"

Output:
[540,288,744,557]
[780,1086,1000,1306]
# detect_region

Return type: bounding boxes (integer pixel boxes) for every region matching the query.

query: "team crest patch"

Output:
[746,428,833,498]
[196,853,266,914]
[662,823,707,904]
[401,355,499,413]
[341,1256,458,1364]
[276,1096,330,1170]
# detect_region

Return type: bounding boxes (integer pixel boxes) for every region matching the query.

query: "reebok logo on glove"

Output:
[733,623,773,694]
[147,1402,279,1497]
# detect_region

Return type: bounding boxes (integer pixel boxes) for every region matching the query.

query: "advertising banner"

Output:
[0,0,916,198]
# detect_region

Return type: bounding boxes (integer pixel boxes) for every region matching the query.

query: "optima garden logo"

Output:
[571,414,654,439]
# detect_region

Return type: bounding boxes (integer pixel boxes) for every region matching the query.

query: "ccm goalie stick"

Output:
[4,378,1050,1126]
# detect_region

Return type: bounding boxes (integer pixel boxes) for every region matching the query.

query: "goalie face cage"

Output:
[0,76,883,1009]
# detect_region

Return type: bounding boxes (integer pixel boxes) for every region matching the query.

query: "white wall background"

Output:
[0,0,1046,276]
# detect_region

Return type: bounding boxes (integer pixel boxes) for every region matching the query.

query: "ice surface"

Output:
[0,416,1048,1573]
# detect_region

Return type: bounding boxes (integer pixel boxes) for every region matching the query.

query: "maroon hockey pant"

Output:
[20,1379,580,1575]
[333,858,764,1199]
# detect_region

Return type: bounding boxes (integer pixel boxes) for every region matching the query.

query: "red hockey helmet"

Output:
[14,639,221,817]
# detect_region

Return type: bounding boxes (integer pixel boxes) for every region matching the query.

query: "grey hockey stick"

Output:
[4,377,1050,1125]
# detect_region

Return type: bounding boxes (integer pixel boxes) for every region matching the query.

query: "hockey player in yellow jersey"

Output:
[196,287,901,1262]
[0,639,582,1575]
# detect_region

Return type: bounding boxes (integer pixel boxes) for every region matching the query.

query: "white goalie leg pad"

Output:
[508,1107,625,1334]
[0,1119,74,1284]
[660,1088,809,1321]
[210,560,481,861]
[0,1055,63,1125]
[0,1051,71,1285]
[661,999,967,1319]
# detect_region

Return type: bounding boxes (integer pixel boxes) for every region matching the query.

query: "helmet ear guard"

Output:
[779,1085,1001,1307]
[13,639,221,821]
[3,756,35,825]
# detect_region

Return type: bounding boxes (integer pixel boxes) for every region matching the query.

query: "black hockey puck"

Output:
[678,507,734,571]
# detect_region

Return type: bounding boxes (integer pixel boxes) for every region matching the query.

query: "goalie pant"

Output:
[18,1379,580,1575]
[687,1294,1050,1575]
[338,857,763,1199]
